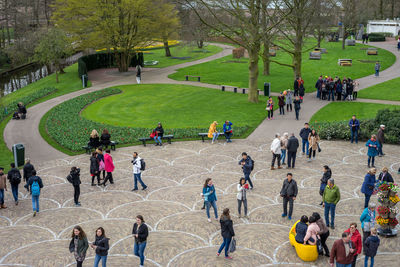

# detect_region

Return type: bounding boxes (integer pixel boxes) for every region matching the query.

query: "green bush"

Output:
[368,33,386,42]
[311,109,400,144]
[45,88,249,151]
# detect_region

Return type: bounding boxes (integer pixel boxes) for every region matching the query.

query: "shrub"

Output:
[45,88,249,151]
[368,33,386,42]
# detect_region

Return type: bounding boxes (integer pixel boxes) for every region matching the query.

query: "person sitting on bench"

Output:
[100,129,111,148]
[223,121,233,143]
[13,102,27,119]
[153,122,164,146]
[89,129,101,149]
[208,121,219,144]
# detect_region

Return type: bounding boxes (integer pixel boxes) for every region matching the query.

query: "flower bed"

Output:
[45,88,249,151]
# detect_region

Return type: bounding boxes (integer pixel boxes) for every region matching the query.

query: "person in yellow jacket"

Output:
[208,121,220,144]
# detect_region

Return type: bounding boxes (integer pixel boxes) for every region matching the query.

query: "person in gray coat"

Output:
[286,89,293,112]
[377,125,385,157]
[280,173,298,220]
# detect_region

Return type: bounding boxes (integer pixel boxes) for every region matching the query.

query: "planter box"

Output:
[345,39,356,46]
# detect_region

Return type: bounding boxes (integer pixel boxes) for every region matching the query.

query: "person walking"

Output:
[154,122,164,146]
[329,232,355,267]
[278,93,285,115]
[364,228,380,267]
[237,178,249,218]
[91,227,109,267]
[69,225,89,267]
[293,96,301,120]
[90,152,100,186]
[96,148,106,180]
[27,170,43,217]
[281,133,289,165]
[238,152,254,189]
[348,115,360,144]
[67,167,81,207]
[270,133,282,170]
[360,203,376,247]
[377,125,385,157]
[23,159,35,184]
[366,135,379,168]
[307,129,320,161]
[136,65,142,84]
[287,133,299,169]
[361,168,376,209]
[374,62,380,77]
[132,152,147,191]
[132,215,148,267]
[280,173,298,220]
[0,167,7,209]
[223,121,233,143]
[314,212,330,257]
[319,165,332,205]
[299,123,311,155]
[266,97,274,120]
[203,178,218,222]
[217,208,235,259]
[344,223,362,267]
[286,89,293,111]
[208,121,219,144]
[377,167,394,183]
[7,163,21,205]
[323,179,340,229]
[103,149,115,186]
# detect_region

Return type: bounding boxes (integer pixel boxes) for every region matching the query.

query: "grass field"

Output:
[169,41,395,92]
[81,84,274,129]
[143,44,223,68]
[310,102,400,123]
[358,76,400,101]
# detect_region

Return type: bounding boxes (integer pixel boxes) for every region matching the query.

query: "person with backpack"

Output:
[90,227,109,267]
[280,173,298,220]
[132,215,149,267]
[27,170,43,217]
[238,152,254,189]
[0,167,7,209]
[7,162,21,205]
[69,225,89,267]
[131,152,147,191]
[90,152,100,186]
[23,159,35,191]
[364,228,380,267]
[103,149,115,186]
[67,167,81,207]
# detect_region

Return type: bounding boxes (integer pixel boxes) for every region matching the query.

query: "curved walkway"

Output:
[4,42,400,162]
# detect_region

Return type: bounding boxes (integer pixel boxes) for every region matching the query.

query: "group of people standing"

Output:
[315,75,359,101]
[89,148,115,187]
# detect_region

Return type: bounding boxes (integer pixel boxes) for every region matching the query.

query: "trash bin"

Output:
[82,74,88,88]
[12,143,25,167]
[264,82,271,97]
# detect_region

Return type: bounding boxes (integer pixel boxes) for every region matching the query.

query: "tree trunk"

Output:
[197,40,204,49]
[293,36,302,79]
[56,71,59,83]
[163,39,171,57]
[248,47,260,103]
[118,52,130,72]
[391,0,395,19]
[262,42,270,76]
[379,0,384,19]
[317,32,322,48]
[342,33,346,50]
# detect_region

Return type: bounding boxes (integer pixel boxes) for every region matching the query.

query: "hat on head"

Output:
[380,125,385,128]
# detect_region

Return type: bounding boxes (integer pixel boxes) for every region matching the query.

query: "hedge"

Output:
[311,109,400,144]
[0,87,57,121]
[45,88,249,151]
[368,33,386,42]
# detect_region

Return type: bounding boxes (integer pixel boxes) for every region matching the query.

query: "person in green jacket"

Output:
[323,179,340,229]
[69,225,89,267]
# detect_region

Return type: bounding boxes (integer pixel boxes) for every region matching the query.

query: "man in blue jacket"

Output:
[223,121,233,143]
[348,115,360,144]
[238,152,253,189]
[299,123,311,155]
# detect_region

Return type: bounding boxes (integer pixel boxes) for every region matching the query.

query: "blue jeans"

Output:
[302,139,309,155]
[364,194,371,209]
[351,130,358,143]
[244,172,253,188]
[212,132,219,142]
[375,70,379,77]
[206,200,218,219]
[94,254,107,267]
[377,142,383,155]
[281,149,286,164]
[336,263,351,267]
[364,255,374,267]
[134,173,147,190]
[134,241,146,266]
[153,136,162,144]
[324,202,336,227]
[11,184,18,202]
[224,132,232,142]
[32,195,39,212]
[317,89,321,99]
[295,109,299,120]
[218,237,232,257]
[328,91,334,101]
[0,189,4,204]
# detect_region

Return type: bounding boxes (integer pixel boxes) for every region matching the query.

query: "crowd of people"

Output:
[315,75,360,101]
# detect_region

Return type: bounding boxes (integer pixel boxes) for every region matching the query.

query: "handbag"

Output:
[99,160,105,171]
[229,238,236,253]
[363,222,372,232]
[150,131,156,138]
[316,238,323,255]
[317,143,321,153]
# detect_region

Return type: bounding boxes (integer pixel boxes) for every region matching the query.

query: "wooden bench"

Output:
[367,48,378,55]
[138,135,174,146]
[185,75,201,82]
[82,140,119,154]
[338,59,352,66]
[309,51,321,60]
[269,49,276,57]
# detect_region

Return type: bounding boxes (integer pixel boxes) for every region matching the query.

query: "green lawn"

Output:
[358,76,400,101]
[143,44,223,68]
[169,41,395,92]
[82,84,272,129]
[310,102,400,123]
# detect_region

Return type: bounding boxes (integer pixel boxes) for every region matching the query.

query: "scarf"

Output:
[343,240,350,256]
[368,209,375,224]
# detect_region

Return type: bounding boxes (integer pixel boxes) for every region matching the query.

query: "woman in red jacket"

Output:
[344,222,362,267]
[102,149,115,186]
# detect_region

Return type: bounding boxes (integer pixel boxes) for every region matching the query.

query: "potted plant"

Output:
[377,206,390,219]
[388,218,398,229]
[379,183,390,196]
[390,184,400,197]
[389,207,398,218]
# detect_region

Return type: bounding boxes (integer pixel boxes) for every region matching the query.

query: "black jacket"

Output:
[7,168,21,185]
[287,136,299,152]
[132,223,149,243]
[280,179,298,197]
[295,222,308,243]
[220,216,235,238]
[299,128,311,140]
[155,126,164,137]
[89,137,100,148]
[378,172,394,183]
[321,169,332,185]
[294,80,299,91]
[364,235,380,257]
[100,134,111,146]
[90,156,99,175]
[69,169,81,186]
[238,156,253,174]
[27,175,43,192]
[293,99,301,110]
[23,163,35,181]
[93,236,109,256]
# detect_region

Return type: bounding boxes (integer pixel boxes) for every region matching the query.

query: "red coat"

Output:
[344,228,362,255]
[104,153,115,173]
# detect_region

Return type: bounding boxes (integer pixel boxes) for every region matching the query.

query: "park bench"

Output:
[138,134,174,146]
[269,49,276,57]
[309,51,321,60]
[314,48,327,53]
[82,141,119,154]
[185,75,201,82]
[198,133,209,142]
[338,59,352,66]
[367,48,378,55]
[345,39,356,46]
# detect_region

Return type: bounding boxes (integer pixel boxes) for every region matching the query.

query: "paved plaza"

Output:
[0,139,399,266]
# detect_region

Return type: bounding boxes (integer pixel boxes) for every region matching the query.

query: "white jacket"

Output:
[270,138,282,154]
[133,156,141,174]
[237,184,248,200]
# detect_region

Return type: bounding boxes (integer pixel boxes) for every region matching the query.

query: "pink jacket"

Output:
[304,222,320,243]
[104,153,115,172]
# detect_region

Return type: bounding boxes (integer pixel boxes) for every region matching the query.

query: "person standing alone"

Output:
[374,62,380,77]
[286,133,299,169]
[67,167,81,207]
[280,173,298,220]
[293,96,301,120]
[329,232,355,267]
[323,179,340,229]
[132,152,147,191]
[377,125,385,157]
[132,215,149,267]
[348,115,360,144]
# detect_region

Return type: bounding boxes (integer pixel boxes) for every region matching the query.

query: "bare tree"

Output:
[311,0,337,48]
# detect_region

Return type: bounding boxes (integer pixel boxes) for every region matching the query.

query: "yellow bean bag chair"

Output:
[289,220,318,262]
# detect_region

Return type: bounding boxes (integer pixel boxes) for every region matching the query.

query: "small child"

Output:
[364,228,380,267]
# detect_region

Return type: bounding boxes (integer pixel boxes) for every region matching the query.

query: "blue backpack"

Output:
[31,180,40,196]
